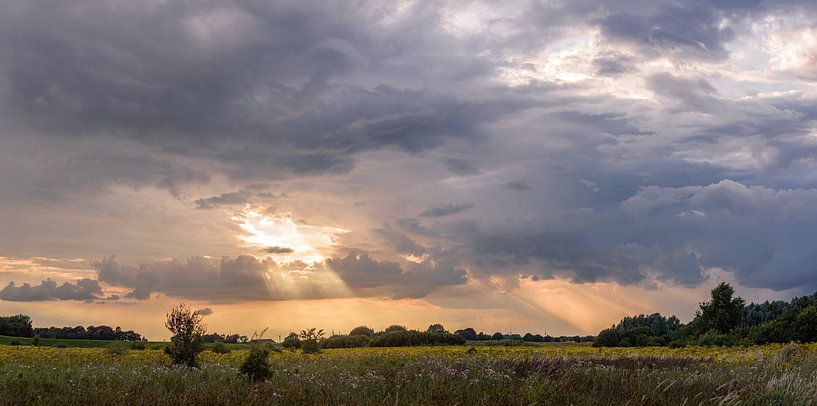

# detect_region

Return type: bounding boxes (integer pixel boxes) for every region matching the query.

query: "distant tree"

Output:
[385,325,407,333]
[491,332,503,340]
[477,332,491,340]
[349,326,375,337]
[164,303,205,367]
[299,328,324,354]
[795,305,817,343]
[0,314,33,337]
[299,328,325,341]
[426,324,447,334]
[454,328,478,341]
[282,332,301,349]
[697,283,745,334]
[593,328,620,347]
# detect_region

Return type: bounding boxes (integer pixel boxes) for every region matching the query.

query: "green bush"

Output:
[240,346,271,381]
[369,330,465,347]
[349,326,374,337]
[301,339,321,354]
[592,328,619,347]
[130,341,146,350]
[321,335,369,349]
[210,342,231,354]
[282,334,301,350]
[164,304,205,367]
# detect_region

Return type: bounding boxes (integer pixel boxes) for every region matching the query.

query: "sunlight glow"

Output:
[233,210,348,264]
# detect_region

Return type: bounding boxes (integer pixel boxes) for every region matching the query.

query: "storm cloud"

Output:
[3,0,817,309]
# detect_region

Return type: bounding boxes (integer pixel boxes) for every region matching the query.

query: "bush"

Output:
[301,339,321,354]
[384,325,407,333]
[369,330,466,347]
[349,326,374,337]
[107,341,130,356]
[321,334,370,349]
[32,336,40,347]
[282,334,301,350]
[240,346,271,381]
[130,341,146,350]
[593,328,619,347]
[211,342,231,354]
[164,303,205,367]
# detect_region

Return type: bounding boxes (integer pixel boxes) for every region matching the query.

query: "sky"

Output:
[1,0,817,340]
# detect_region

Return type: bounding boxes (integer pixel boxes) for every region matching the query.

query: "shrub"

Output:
[130,341,146,350]
[384,325,407,333]
[349,326,375,337]
[163,303,205,367]
[369,330,466,347]
[240,346,271,381]
[32,336,40,347]
[321,334,370,349]
[211,342,231,354]
[593,328,619,347]
[282,333,301,350]
[301,339,321,354]
[107,341,130,356]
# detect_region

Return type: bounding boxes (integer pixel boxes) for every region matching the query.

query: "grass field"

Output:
[2,342,817,405]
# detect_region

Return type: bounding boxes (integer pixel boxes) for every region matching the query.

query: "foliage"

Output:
[282,333,301,350]
[321,334,370,349]
[211,342,231,354]
[455,328,478,340]
[593,328,620,347]
[348,326,374,337]
[384,325,407,333]
[239,345,271,381]
[426,324,447,334]
[696,282,746,334]
[0,314,33,337]
[164,303,205,367]
[33,325,144,341]
[301,339,321,354]
[369,330,466,347]
[298,328,325,341]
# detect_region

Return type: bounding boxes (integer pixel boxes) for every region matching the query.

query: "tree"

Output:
[164,303,205,367]
[697,282,745,334]
[454,328,478,341]
[593,328,620,347]
[299,328,325,354]
[491,332,504,340]
[426,324,447,334]
[0,314,33,337]
[385,325,407,333]
[282,332,301,349]
[349,326,374,337]
[795,305,817,343]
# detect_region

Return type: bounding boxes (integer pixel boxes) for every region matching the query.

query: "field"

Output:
[2,343,817,405]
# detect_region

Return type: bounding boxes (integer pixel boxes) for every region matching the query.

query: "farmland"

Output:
[2,343,817,405]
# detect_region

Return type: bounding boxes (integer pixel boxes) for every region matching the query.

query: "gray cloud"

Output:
[0,279,104,302]
[195,307,213,316]
[419,203,474,218]
[504,181,531,191]
[263,246,295,254]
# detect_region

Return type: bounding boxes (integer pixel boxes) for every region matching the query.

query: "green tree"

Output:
[794,305,817,343]
[349,326,374,337]
[697,282,745,334]
[384,325,407,333]
[593,328,620,347]
[164,303,205,367]
[426,323,447,334]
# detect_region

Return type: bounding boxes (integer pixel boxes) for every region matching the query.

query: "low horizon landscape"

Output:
[3,0,817,404]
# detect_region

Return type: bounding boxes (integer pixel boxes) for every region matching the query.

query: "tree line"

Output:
[0,314,146,341]
[594,282,817,347]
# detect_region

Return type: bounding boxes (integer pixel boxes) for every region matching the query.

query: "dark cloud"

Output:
[443,157,482,176]
[0,278,104,301]
[326,253,466,298]
[195,307,213,316]
[504,181,531,191]
[263,246,295,254]
[194,185,271,209]
[646,73,720,112]
[419,203,474,218]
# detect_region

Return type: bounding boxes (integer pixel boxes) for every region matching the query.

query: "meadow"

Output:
[2,342,817,405]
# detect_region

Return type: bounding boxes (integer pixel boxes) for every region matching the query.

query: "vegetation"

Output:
[3,343,817,404]
[0,314,33,337]
[594,282,817,348]
[163,303,205,367]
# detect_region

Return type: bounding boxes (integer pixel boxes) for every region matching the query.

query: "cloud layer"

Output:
[2,0,817,308]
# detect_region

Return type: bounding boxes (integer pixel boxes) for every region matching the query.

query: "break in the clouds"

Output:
[2,0,817,333]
